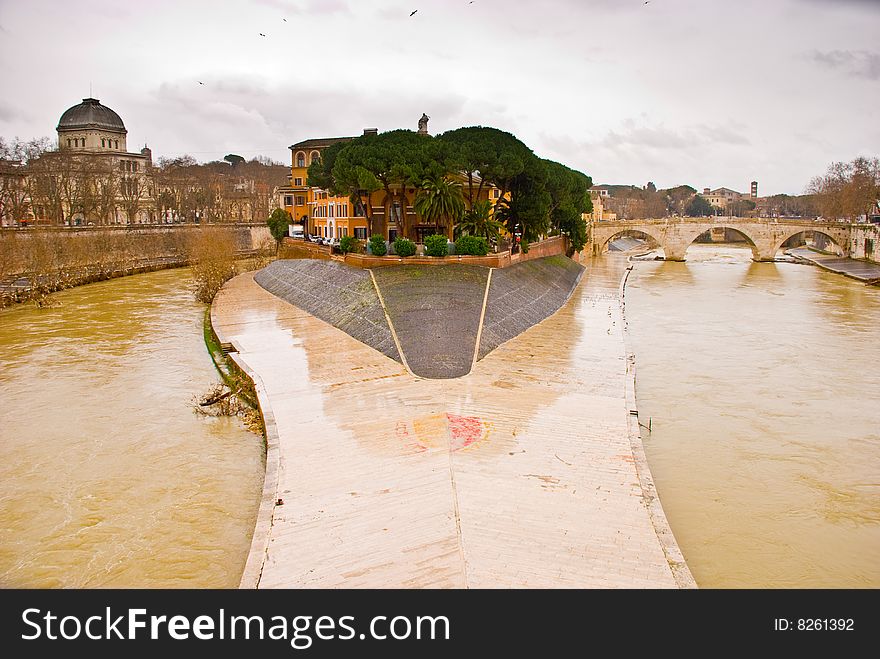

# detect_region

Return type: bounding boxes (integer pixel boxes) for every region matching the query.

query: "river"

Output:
[625,244,880,588]
[2,251,876,589]
[0,268,263,587]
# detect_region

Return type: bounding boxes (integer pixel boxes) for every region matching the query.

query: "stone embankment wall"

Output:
[281,235,570,269]
[254,260,400,362]
[371,265,489,378]
[479,256,585,359]
[850,224,879,263]
[252,255,585,379]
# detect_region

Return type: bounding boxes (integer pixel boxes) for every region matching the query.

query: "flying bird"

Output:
[197,81,204,85]
[259,32,266,37]
[410,10,418,16]
[282,18,287,22]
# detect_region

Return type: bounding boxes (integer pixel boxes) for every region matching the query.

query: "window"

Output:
[102,139,105,147]
[296,152,305,168]
[294,177,303,186]
[354,202,365,217]
[284,195,293,206]
[354,227,367,240]
[114,140,118,149]
[329,204,335,218]
[493,189,501,199]
[295,195,305,206]
[310,151,320,165]
[67,139,71,147]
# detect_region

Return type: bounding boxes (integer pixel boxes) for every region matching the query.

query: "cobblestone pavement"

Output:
[255,260,400,362]
[371,265,488,378]
[479,256,585,359]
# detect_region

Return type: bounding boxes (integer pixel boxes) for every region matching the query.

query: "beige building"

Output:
[589,188,617,221]
[701,187,744,211]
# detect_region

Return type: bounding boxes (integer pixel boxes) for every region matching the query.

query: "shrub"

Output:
[393,237,416,257]
[267,208,292,246]
[339,235,360,254]
[454,235,489,256]
[368,234,387,256]
[423,234,448,257]
[189,228,238,303]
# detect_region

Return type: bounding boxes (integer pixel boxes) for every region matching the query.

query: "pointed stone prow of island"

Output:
[253,256,585,379]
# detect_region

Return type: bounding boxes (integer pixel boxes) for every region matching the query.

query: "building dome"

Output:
[57,98,127,134]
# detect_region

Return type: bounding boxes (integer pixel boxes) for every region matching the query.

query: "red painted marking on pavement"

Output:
[447,413,484,451]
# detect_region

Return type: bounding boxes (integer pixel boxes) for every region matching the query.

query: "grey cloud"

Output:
[138,76,473,161]
[563,120,751,152]
[0,103,20,122]
[810,49,880,80]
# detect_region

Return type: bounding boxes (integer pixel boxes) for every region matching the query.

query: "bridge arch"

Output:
[773,229,846,257]
[669,225,762,261]
[600,228,665,255]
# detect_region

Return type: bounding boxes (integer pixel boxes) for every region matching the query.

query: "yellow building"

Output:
[589,189,617,221]
[279,120,502,243]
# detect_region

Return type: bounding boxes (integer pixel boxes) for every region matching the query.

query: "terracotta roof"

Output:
[289,136,354,150]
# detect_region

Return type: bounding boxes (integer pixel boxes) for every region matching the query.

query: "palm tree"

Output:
[413,175,465,239]
[454,199,504,240]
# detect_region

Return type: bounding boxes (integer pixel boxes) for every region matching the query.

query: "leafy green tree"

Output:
[438,126,535,207]
[495,158,552,246]
[455,199,504,240]
[413,175,465,237]
[330,130,442,238]
[685,194,714,217]
[267,207,292,247]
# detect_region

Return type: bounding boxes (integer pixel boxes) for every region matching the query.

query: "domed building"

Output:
[57,97,129,152]
[50,97,154,224]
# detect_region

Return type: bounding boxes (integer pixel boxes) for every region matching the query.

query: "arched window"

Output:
[67,139,71,147]
[296,152,305,168]
[102,139,106,147]
[114,140,118,149]
[310,151,320,165]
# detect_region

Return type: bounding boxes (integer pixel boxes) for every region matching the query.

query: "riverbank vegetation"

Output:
[808,156,880,221]
[0,228,191,306]
[197,308,264,434]
[0,226,272,308]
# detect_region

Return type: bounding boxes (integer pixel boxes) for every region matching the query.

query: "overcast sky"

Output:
[0,0,877,194]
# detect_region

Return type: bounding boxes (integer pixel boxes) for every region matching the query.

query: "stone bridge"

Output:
[589,217,853,261]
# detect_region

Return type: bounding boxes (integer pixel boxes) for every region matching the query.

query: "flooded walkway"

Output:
[788,247,880,283]
[212,257,691,588]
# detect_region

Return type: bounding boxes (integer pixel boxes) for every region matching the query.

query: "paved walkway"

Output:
[212,256,692,588]
[788,247,880,283]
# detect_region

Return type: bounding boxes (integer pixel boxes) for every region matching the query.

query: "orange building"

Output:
[279,119,502,243]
